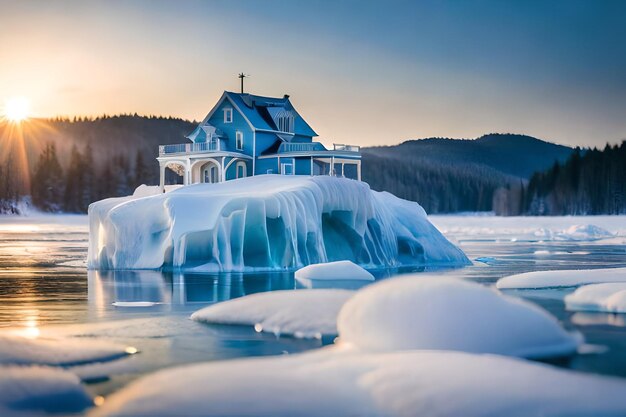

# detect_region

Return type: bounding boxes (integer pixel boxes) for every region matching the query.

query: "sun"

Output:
[3,97,31,122]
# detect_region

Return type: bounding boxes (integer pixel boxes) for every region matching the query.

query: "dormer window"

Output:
[224,108,233,123]
[235,131,244,150]
[276,111,294,133]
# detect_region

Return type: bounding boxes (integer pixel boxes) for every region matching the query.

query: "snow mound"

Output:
[534,224,614,241]
[132,184,182,197]
[0,334,135,366]
[337,276,579,358]
[295,261,374,281]
[295,261,374,289]
[93,349,626,417]
[191,289,353,338]
[565,283,626,313]
[0,365,92,414]
[562,224,615,240]
[88,175,469,271]
[497,267,626,289]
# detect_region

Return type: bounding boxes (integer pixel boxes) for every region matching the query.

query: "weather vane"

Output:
[238,72,249,94]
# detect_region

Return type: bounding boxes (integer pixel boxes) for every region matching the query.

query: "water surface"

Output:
[2,214,626,396]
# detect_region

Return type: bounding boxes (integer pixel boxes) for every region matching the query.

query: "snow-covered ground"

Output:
[88,176,470,271]
[429,214,626,244]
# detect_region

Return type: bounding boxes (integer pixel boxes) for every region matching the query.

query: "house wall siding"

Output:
[207,99,254,155]
[255,158,279,175]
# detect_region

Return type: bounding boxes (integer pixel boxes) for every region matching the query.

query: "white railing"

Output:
[281,142,321,152]
[333,143,360,152]
[159,140,220,156]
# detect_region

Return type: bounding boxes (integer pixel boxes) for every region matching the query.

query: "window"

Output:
[235,131,243,150]
[223,108,233,123]
[276,113,294,133]
[236,161,246,179]
[281,162,293,175]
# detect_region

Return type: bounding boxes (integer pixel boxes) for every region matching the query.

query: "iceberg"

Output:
[337,276,580,358]
[88,176,469,271]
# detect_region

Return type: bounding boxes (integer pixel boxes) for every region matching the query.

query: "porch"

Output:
[157,152,252,193]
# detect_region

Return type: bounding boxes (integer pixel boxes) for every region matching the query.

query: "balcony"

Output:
[333,143,360,152]
[279,142,326,153]
[159,141,220,156]
[278,142,361,154]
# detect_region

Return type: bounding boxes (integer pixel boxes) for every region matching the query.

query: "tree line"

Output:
[27,143,154,213]
[362,154,512,214]
[494,141,626,215]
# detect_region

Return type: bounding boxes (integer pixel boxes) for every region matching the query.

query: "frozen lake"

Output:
[1,213,626,399]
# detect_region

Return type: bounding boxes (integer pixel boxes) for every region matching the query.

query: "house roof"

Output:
[224,91,318,138]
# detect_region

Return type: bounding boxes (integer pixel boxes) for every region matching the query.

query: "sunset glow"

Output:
[3,97,30,122]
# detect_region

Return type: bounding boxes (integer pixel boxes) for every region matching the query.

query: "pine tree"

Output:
[31,144,65,212]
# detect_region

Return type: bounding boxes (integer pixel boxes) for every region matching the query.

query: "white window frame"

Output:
[223,108,233,123]
[281,162,294,175]
[236,161,247,179]
[277,114,294,133]
[235,131,244,150]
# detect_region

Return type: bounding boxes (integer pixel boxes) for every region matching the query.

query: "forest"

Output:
[494,142,626,215]
[0,116,624,215]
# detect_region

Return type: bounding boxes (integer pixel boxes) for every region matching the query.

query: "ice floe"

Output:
[88,176,469,271]
[0,365,92,415]
[295,260,374,289]
[191,289,354,338]
[497,267,626,289]
[92,348,626,417]
[337,276,579,358]
[0,334,135,367]
[565,283,626,313]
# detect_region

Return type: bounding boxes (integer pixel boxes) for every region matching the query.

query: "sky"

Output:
[1,0,625,148]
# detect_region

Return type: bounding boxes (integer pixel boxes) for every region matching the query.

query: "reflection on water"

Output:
[4,215,626,381]
[88,270,295,320]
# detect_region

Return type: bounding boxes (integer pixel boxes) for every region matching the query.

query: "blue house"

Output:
[157,91,361,191]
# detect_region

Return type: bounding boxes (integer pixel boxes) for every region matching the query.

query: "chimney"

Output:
[283,94,290,99]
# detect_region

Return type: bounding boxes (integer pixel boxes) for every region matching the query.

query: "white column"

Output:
[341,162,345,177]
[277,156,281,174]
[252,132,256,176]
[221,158,225,182]
[331,156,335,176]
[310,157,314,176]
[357,160,361,181]
[159,163,165,193]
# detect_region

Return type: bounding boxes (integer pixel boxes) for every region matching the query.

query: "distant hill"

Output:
[0,118,577,214]
[361,134,575,213]
[363,133,574,179]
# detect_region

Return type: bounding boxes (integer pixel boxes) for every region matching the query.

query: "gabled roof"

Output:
[225,91,318,137]
[188,91,318,141]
